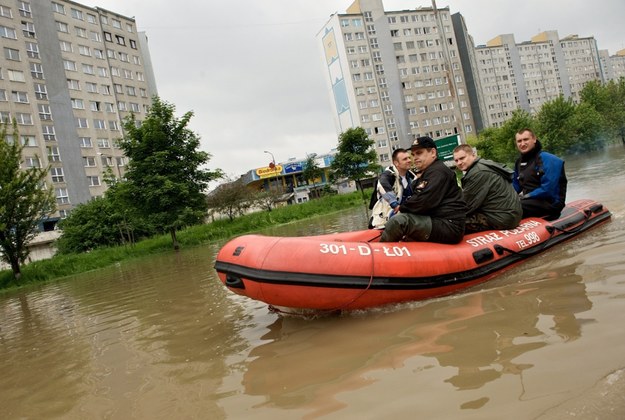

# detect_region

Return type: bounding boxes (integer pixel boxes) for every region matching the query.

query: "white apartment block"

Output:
[599,49,625,82]
[317,0,475,165]
[474,31,603,128]
[0,0,156,229]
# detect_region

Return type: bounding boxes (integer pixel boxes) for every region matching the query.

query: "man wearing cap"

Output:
[380,136,467,243]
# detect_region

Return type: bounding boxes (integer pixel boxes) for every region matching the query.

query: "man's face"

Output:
[393,151,412,172]
[453,149,476,172]
[515,130,537,154]
[411,147,437,171]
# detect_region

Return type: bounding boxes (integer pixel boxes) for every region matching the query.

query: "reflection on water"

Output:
[1,147,625,419]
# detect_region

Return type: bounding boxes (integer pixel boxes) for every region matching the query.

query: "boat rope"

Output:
[493,210,593,257]
[267,240,377,317]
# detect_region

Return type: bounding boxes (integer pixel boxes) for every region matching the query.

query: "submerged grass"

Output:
[0,191,369,292]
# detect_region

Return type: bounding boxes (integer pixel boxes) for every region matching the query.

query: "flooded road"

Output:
[1,146,625,419]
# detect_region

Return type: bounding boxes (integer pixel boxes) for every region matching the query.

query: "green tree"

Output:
[302,154,323,199]
[581,78,625,144]
[471,109,535,164]
[206,177,253,221]
[330,127,381,201]
[119,97,223,249]
[0,125,56,280]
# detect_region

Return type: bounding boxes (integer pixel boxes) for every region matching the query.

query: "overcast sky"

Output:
[94,0,625,180]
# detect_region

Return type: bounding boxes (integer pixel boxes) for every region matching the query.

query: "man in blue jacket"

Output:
[513,128,568,219]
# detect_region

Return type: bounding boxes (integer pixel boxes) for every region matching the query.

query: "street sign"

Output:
[434,134,461,162]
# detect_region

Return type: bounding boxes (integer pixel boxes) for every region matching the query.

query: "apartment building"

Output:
[472,31,603,127]
[0,0,156,228]
[599,49,625,82]
[317,0,475,165]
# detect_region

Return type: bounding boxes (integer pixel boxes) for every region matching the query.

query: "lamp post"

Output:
[264,150,277,192]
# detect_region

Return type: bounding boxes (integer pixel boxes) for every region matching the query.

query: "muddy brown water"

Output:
[2,146,625,419]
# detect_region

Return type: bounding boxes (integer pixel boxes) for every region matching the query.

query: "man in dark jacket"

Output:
[453,144,522,233]
[513,128,567,219]
[380,136,467,243]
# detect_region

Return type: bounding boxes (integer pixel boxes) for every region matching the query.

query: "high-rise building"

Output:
[599,49,625,82]
[472,31,604,127]
[0,0,156,228]
[317,0,476,166]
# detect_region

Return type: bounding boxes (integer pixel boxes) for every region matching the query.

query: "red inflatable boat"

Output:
[214,199,610,311]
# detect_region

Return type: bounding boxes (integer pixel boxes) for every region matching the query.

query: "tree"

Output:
[206,177,253,221]
[0,125,56,279]
[330,127,381,201]
[119,97,223,249]
[301,154,323,199]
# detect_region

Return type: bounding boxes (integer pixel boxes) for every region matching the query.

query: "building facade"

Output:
[599,49,625,82]
[317,0,476,166]
[472,31,604,127]
[0,0,156,228]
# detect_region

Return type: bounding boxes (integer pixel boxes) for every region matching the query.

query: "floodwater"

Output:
[2,146,625,419]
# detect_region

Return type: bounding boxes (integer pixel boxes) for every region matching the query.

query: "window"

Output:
[100,84,111,95]
[38,126,54,142]
[82,63,94,74]
[59,41,72,52]
[139,88,147,97]
[117,101,127,111]
[0,89,6,101]
[97,67,108,77]
[0,111,11,123]
[83,156,96,167]
[76,117,88,128]
[78,45,91,56]
[15,112,32,125]
[55,21,69,33]
[67,79,80,90]
[93,119,106,129]
[79,137,92,147]
[111,19,121,29]
[90,101,101,111]
[111,67,120,77]
[104,102,115,112]
[103,31,112,42]
[10,82,33,101]
[97,138,110,148]
[90,31,101,42]
[0,25,17,39]
[94,48,104,59]
[100,16,108,25]
[129,102,140,112]
[25,42,39,58]
[29,63,45,80]
[107,49,115,59]
[30,83,45,100]
[126,23,134,33]
[0,5,12,18]
[71,8,83,20]
[18,1,31,17]
[55,188,70,204]
[87,176,100,187]
[86,82,98,92]
[20,135,36,146]
[71,98,84,109]
[63,60,77,71]
[123,69,132,79]
[115,35,125,46]
[38,104,52,120]
[51,167,64,183]
[114,83,123,94]
[22,21,35,38]
[48,146,61,162]
[4,47,20,61]
[129,39,137,49]
[118,52,128,62]
[132,55,141,65]
[87,14,97,24]
[75,27,87,38]
[25,156,41,168]
[108,120,119,131]
[51,2,65,14]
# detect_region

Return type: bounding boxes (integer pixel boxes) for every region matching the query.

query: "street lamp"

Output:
[264,150,277,192]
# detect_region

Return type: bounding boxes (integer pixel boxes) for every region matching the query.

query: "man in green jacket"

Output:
[453,144,522,233]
